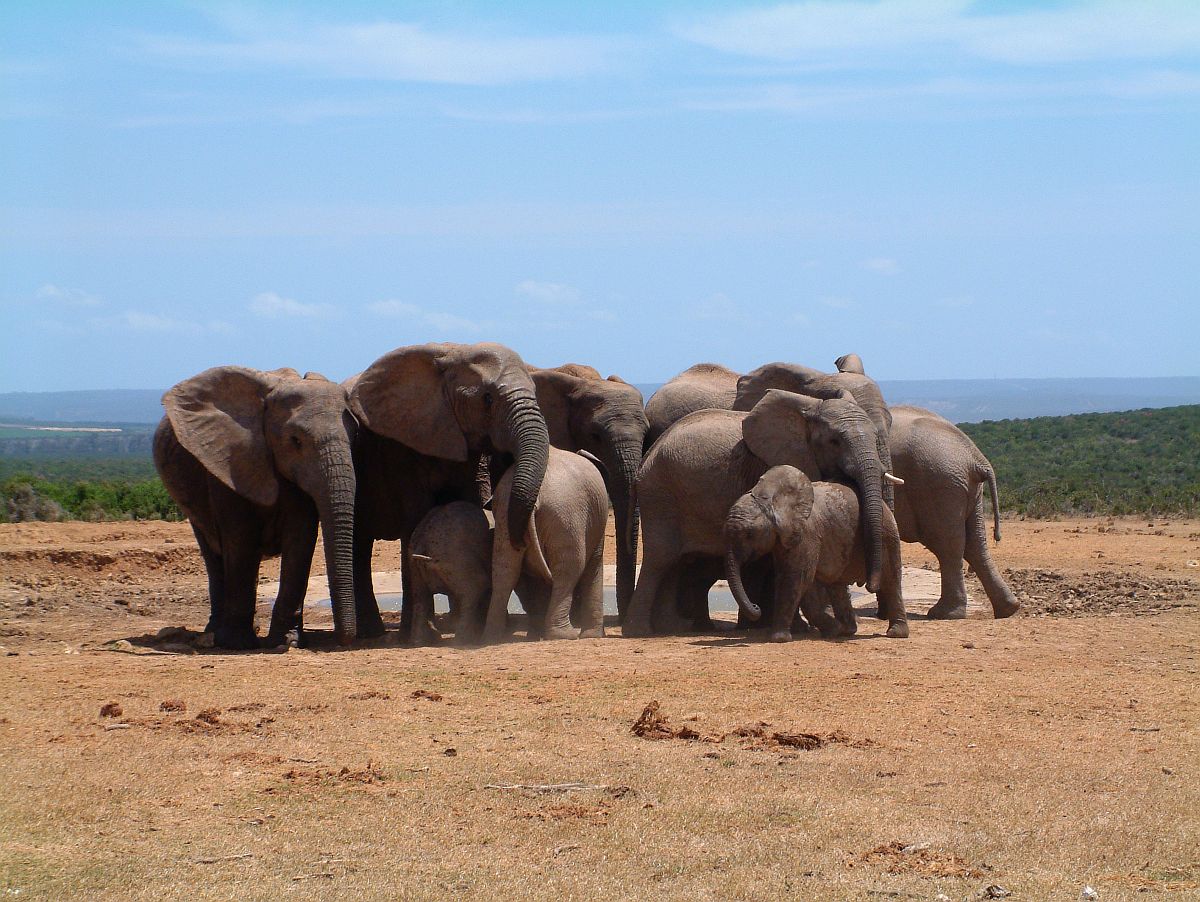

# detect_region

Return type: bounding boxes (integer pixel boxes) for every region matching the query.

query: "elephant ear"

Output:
[162,366,280,506]
[350,344,468,461]
[834,353,865,374]
[762,466,815,548]
[530,368,579,449]
[742,389,821,474]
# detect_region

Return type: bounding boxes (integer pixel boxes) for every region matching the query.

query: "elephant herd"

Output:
[153,341,1019,651]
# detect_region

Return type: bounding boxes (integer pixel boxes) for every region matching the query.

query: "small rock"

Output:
[980,887,1011,899]
[1082,887,1099,901]
[443,747,457,757]
[154,626,188,642]
[100,702,123,718]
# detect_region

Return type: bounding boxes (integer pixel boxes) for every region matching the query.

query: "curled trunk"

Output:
[725,549,761,621]
[316,441,357,645]
[502,391,550,548]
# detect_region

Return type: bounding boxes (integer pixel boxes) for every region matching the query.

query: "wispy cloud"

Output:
[250,291,334,318]
[515,280,582,305]
[367,299,483,333]
[137,11,630,85]
[115,311,232,334]
[36,283,102,307]
[863,257,900,276]
[677,1,1200,66]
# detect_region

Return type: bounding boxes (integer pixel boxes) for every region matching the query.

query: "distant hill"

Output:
[963,404,1200,517]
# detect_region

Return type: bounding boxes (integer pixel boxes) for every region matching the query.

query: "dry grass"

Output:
[1,519,1198,900]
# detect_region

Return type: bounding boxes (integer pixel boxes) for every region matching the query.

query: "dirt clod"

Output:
[99,702,122,718]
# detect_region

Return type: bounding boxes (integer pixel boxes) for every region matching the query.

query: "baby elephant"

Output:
[723,465,908,641]
[486,446,608,642]
[408,501,496,641]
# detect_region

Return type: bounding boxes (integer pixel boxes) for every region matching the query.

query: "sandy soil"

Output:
[1,516,1197,900]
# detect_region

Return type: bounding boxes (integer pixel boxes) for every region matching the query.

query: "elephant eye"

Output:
[482,391,494,409]
[290,435,303,450]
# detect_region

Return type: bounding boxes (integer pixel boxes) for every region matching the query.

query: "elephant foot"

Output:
[992,597,1022,619]
[885,619,910,639]
[409,621,443,647]
[790,616,811,634]
[263,627,304,650]
[927,599,968,620]
[578,627,605,639]
[622,618,653,638]
[356,610,387,640]
[543,626,579,641]
[214,624,259,650]
[768,630,792,643]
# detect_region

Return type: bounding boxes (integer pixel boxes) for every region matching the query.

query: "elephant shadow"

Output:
[107,622,395,656]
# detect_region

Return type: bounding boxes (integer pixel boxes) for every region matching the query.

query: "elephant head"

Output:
[162,366,358,644]
[530,365,649,621]
[741,389,888,594]
[734,358,897,509]
[723,465,814,622]
[350,342,550,547]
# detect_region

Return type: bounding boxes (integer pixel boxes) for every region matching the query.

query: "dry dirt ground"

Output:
[1,516,1198,900]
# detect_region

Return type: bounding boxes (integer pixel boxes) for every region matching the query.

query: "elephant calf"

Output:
[724,466,908,641]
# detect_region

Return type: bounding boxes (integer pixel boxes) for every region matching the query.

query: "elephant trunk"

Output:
[501,389,550,549]
[725,548,762,622]
[604,440,642,623]
[315,439,357,645]
[847,446,886,595]
[878,435,896,511]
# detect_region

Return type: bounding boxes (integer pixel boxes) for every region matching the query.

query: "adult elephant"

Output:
[530,364,648,622]
[644,363,740,447]
[733,357,896,509]
[889,406,1020,619]
[153,367,357,649]
[626,388,908,639]
[348,342,550,644]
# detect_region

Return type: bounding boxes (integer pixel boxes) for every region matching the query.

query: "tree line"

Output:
[1,405,1197,522]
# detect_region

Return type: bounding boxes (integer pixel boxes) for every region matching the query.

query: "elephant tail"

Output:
[525,509,553,583]
[974,457,1002,543]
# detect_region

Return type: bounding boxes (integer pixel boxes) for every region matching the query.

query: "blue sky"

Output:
[2,1,1198,391]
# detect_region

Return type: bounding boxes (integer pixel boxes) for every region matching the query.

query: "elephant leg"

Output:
[265,510,318,648]
[542,578,579,641]
[769,577,807,643]
[830,584,858,636]
[963,494,1020,619]
[404,550,440,646]
[625,552,670,638]
[878,530,909,638]
[352,531,386,638]
[797,585,840,639]
[516,576,549,639]
[192,525,224,635]
[677,563,717,632]
[484,543,523,643]
[573,540,605,639]
[216,537,261,651]
[927,542,970,620]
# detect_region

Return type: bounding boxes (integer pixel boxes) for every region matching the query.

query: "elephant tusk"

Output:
[575,449,608,475]
[883,472,905,485]
[410,553,433,562]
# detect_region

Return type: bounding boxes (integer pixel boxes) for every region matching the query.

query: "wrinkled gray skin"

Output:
[485,447,608,643]
[626,389,905,639]
[153,367,357,649]
[889,406,1020,619]
[734,358,896,510]
[644,363,740,447]
[531,365,648,623]
[724,466,907,642]
[348,342,550,645]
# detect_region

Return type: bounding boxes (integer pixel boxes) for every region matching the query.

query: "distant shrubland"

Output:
[1,405,1196,522]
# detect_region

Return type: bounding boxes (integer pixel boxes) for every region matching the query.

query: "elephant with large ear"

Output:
[530,364,648,623]
[889,406,1020,619]
[724,466,906,642]
[644,362,740,447]
[153,367,358,649]
[349,342,550,645]
[626,388,907,639]
[733,357,898,509]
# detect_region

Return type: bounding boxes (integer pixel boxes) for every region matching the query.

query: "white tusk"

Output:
[410,553,433,562]
[883,472,905,485]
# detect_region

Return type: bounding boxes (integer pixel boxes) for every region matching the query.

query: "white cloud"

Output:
[515,280,582,305]
[36,283,102,307]
[139,12,628,85]
[367,299,483,333]
[677,1,1200,66]
[863,257,900,275]
[250,291,334,318]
